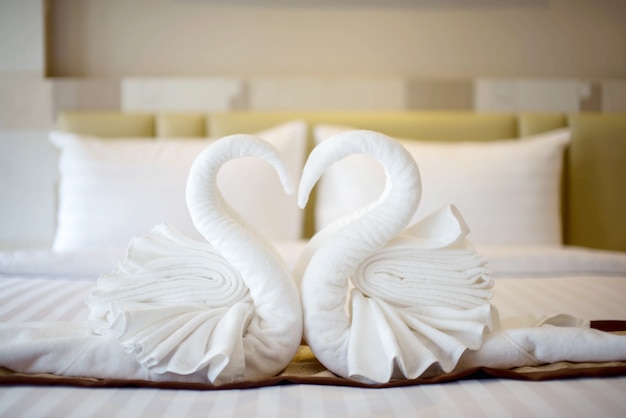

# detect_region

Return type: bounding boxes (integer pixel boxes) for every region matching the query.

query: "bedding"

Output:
[1,110,626,417]
[47,110,626,252]
[3,242,625,282]
[1,246,626,417]
[50,120,307,251]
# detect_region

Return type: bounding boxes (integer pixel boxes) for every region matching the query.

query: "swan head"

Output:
[187,134,295,212]
[298,130,421,211]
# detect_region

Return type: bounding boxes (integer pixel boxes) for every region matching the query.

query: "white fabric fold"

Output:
[0,135,303,386]
[86,225,256,380]
[0,321,245,384]
[343,208,499,383]
[458,317,626,371]
[85,225,256,382]
[353,243,493,310]
[348,291,497,383]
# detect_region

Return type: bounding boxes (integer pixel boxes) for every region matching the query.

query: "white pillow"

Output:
[50,121,307,252]
[313,125,571,246]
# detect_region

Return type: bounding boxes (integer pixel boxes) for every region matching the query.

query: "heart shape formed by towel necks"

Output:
[295,130,498,384]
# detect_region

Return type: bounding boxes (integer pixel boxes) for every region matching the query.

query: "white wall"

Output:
[0,0,56,248]
[0,0,44,73]
[0,131,58,248]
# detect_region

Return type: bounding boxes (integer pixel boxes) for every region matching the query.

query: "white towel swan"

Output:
[0,134,303,385]
[295,130,498,384]
[297,129,626,384]
[86,134,303,384]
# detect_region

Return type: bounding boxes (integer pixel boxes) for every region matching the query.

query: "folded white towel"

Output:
[0,135,303,386]
[458,314,626,371]
[0,322,169,382]
[86,223,256,382]
[296,130,497,384]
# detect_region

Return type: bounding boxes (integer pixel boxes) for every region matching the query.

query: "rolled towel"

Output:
[487,326,626,367]
[0,135,303,386]
[86,223,255,382]
[295,130,498,384]
[457,314,626,371]
[353,207,493,311]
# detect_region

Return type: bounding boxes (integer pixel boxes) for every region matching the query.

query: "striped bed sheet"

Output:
[1,251,626,417]
[2,377,624,418]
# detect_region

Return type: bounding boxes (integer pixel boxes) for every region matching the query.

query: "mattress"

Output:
[1,244,625,417]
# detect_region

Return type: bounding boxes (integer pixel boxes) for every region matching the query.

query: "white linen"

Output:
[459,319,626,371]
[0,248,123,279]
[0,251,626,418]
[8,232,622,285]
[49,121,307,251]
[1,374,625,418]
[0,135,303,386]
[480,245,626,278]
[0,322,173,382]
[1,252,626,418]
[4,242,625,281]
[2,274,625,335]
[295,130,497,384]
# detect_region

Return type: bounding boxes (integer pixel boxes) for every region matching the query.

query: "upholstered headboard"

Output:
[57,111,626,252]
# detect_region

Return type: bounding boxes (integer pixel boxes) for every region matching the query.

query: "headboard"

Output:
[57,111,626,252]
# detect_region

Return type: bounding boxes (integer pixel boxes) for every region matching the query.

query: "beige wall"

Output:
[42,0,626,114]
[48,0,626,78]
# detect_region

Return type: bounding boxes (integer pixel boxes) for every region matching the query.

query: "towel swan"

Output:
[86,134,303,385]
[295,130,497,384]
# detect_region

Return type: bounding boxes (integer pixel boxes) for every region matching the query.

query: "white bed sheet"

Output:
[1,245,626,418]
[2,243,626,280]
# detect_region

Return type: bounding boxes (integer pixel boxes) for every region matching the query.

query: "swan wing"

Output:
[87,223,253,382]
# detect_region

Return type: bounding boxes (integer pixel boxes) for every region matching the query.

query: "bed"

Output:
[1,110,626,417]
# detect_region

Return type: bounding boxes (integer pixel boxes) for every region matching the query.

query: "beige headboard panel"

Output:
[518,113,568,136]
[57,111,156,137]
[55,110,625,252]
[566,113,626,251]
[157,113,207,137]
[207,111,520,143]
